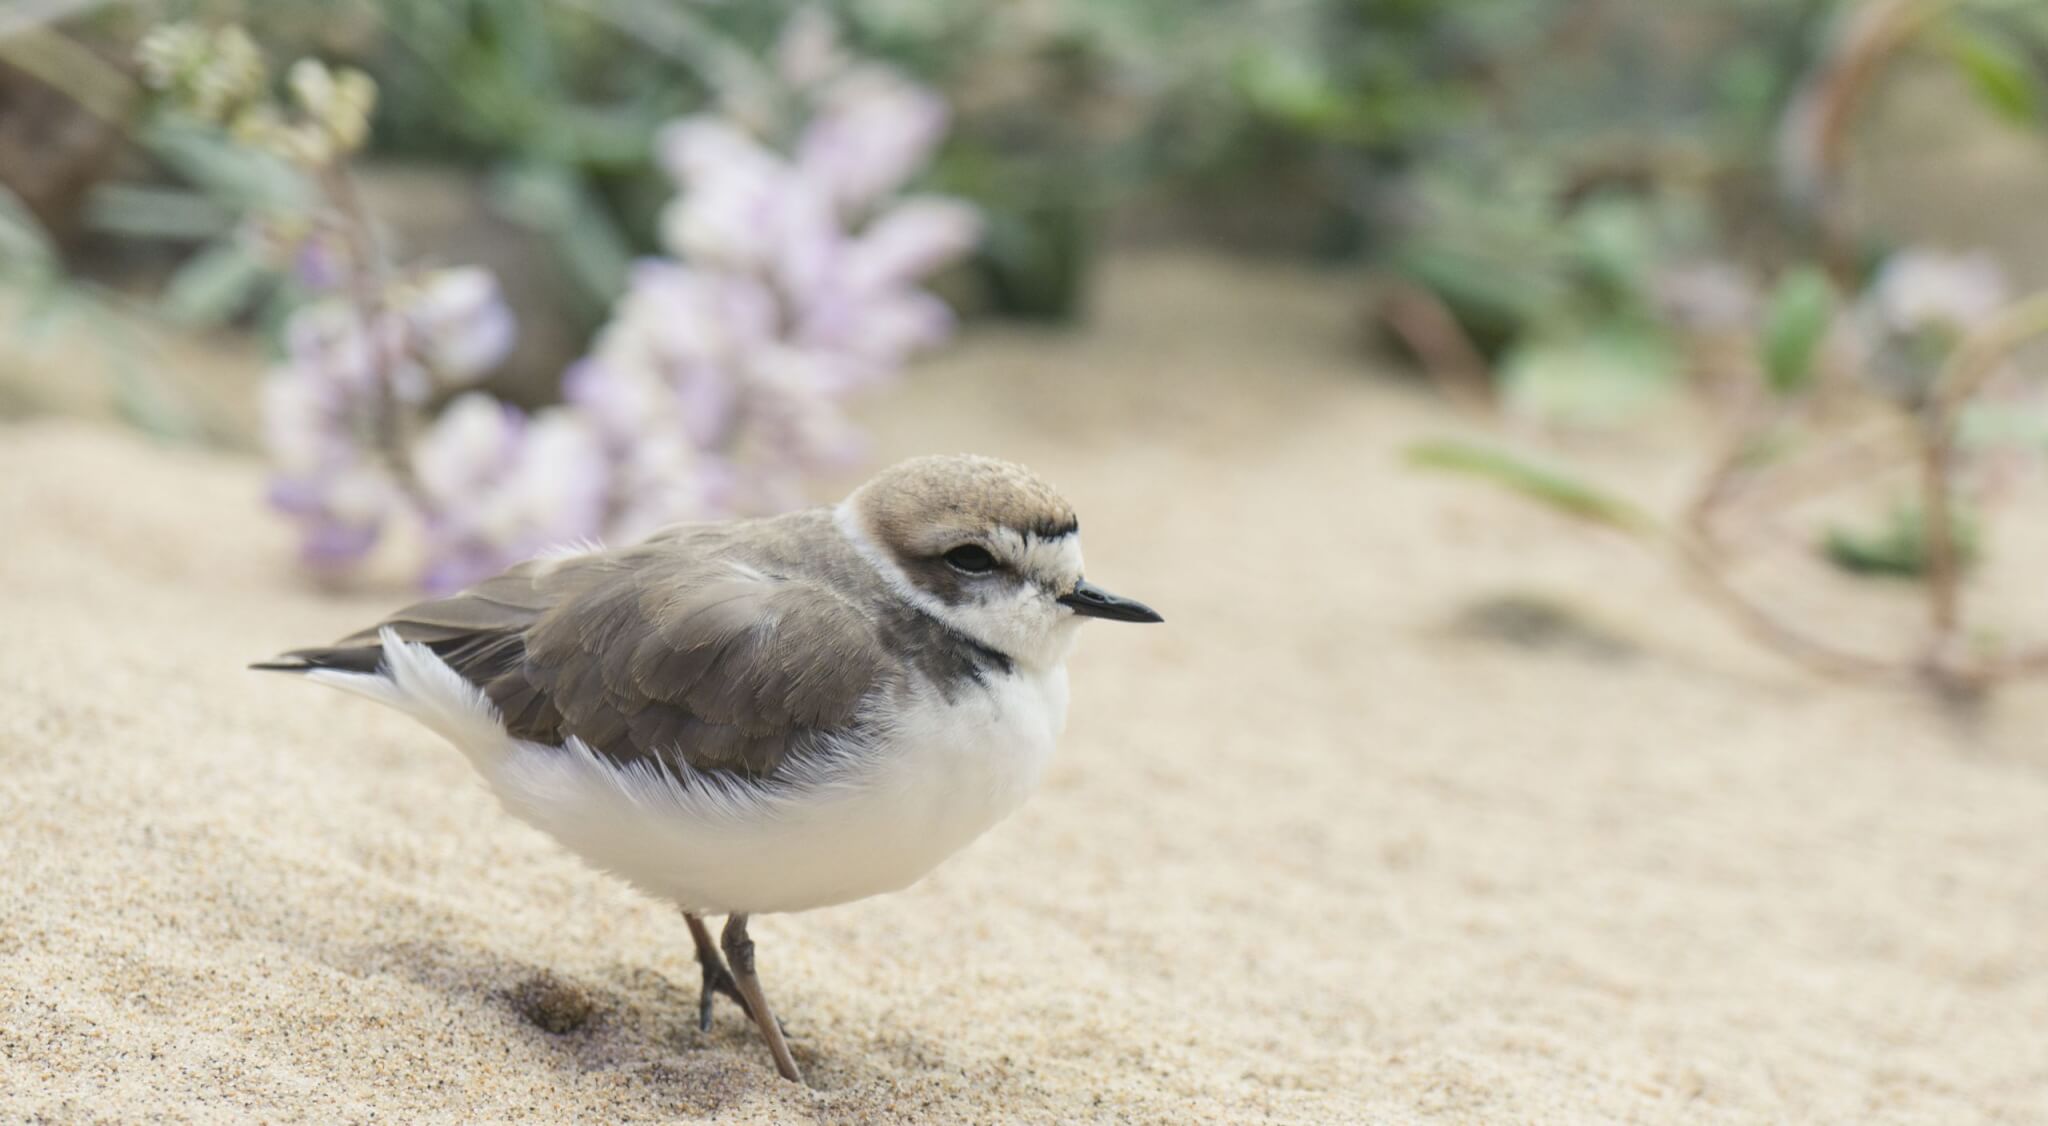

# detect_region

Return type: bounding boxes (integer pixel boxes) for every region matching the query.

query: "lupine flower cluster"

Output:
[566,12,979,541]
[142,11,979,591]
[259,269,523,575]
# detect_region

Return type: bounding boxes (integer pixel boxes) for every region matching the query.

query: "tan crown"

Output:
[849,454,1077,559]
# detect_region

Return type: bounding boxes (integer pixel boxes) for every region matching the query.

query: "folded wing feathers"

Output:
[269,534,889,779]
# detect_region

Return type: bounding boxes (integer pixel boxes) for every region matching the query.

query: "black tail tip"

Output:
[249,645,385,674]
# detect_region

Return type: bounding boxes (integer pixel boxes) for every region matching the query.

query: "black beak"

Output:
[1059,579,1164,623]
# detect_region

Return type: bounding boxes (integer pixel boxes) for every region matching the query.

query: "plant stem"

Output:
[1673,394,1913,681]
[319,161,433,516]
[1931,292,2048,414]
[1912,407,1974,700]
[1909,291,2048,684]
[1802,0,1967,279]
[1917,411,1960,641]
[1740,423,1915,516]
[1667,529,1905,681]
[1683,386,1777,544]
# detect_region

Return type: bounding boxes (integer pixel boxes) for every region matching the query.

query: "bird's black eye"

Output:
[943,544,998,574]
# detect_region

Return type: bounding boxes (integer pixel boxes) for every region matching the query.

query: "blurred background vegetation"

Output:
[7,1,2046,395]
[8,0,2048,689]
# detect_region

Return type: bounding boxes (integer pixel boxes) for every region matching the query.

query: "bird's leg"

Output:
[721,914,804,1084]
[684,912,753,1031]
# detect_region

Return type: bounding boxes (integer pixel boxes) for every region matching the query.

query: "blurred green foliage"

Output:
[1759,265,1837,396]
[1823,502,1981,579]
[8,0,2048,646]
[1238,0,2048,423]
[0,179,204,437]
[1405,438,1657,536]
[12,0,2048,352]
[87,0,1268,323]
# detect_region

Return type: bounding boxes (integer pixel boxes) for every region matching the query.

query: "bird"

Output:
[254,453,1162,1084]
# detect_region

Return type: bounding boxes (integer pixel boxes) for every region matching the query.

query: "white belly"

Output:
[317,635,1070,915]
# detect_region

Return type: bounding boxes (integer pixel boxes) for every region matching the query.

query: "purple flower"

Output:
[283,300,380,393]
[659,129,791,272]
[658,117,782,189]
[413,394,609,591]
[291,234,346,291]
[261,357,395,572]
[567,25,977,536]
[260,270,520,586]
[1852,249,2011,402]
[796,66,948,215]
[845,197,982,292]
[259,6,979,590]
[264,455,390,571]
[401,267,517,385]
[1865,249,2008,339]
[414,391,525,503]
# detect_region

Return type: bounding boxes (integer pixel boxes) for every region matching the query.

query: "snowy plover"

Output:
[256,454,1161,1083]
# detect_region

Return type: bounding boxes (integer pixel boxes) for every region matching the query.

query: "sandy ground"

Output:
[3,254,2047,1124]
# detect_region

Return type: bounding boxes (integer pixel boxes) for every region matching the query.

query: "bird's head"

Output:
[837,454,1162,669]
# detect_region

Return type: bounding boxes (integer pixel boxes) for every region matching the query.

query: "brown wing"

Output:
[266,538,887,779]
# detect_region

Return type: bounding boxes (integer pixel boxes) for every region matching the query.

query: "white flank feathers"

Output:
[313,628,1068,915]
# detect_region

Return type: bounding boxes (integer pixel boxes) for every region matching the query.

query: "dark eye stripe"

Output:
[943,544,998,574]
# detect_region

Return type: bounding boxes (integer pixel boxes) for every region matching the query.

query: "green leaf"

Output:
[1570,196,1659,297]
[160,240,270,327]
[1759,266,1835,396]
[1823,503,1979,580]
[140,123,309,210]
[1934,20,2041,124]
[975,201,1091,321]
[1396,244,1555,352]
[1406,439,1660,536]
[1230,48,1350,133]
[84,183,237,241]
[546,103,668,168]
[1499,323,1682,426]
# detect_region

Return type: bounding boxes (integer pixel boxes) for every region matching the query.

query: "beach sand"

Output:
[3,255,2045,1123]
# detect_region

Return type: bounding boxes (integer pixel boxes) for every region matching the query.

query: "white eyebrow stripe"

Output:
[1017,530,1083,580]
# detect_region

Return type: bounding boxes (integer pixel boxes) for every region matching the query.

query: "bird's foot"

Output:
[696,957,756,1031]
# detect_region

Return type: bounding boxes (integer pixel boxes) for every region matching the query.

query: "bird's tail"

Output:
[252,629,513,767]
[249,644,384,675]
